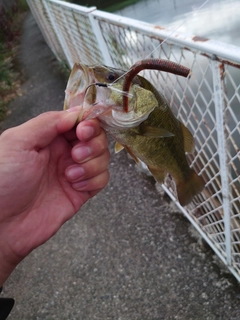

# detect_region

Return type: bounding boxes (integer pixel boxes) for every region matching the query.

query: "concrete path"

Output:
[1,12,240,320]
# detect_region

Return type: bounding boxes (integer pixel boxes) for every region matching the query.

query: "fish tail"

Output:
[177,169,205,206]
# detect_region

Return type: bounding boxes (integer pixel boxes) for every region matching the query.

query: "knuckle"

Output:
[96,137,107,154]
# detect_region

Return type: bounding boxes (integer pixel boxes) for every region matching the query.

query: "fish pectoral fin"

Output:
[139,123,174,138]
[115,142,125,153]
[148,166,166,183]
[180,122,195,153]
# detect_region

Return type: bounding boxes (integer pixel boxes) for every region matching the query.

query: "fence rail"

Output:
[27,0,240,282]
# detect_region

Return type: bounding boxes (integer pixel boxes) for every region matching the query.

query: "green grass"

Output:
[18,0,29,11]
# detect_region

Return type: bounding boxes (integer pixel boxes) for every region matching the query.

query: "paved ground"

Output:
[1,12,240,320]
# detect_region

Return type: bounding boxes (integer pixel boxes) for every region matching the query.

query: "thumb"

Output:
[9,109,81,150]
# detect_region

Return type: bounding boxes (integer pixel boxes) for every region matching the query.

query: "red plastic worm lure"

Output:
[122,59,191,112]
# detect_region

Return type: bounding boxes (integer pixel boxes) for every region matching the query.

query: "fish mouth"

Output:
[64,63,93,110]
[110,108,154,128]
[63,63,156,128]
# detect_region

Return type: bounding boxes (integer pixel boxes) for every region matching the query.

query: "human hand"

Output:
[0,109,110,285]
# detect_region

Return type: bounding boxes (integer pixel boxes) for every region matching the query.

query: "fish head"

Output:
[64,63,124,110]
[64,63,158,129]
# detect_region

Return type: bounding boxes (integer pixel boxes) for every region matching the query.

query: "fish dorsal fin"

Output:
[115,142,125,153]
[139,123,174,138]
[180,122,195,153]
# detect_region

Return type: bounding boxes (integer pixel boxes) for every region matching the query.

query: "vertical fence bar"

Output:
[212,59,232,265]
[43,0,73,66]
[26,0,59,58]
[58,5,77,67]
[88,13,113,66]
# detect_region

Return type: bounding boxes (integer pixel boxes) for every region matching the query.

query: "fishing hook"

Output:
[84,82,133,104]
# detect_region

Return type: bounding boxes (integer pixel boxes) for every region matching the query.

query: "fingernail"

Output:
[74,146,91,162]
[81,126,95,140]
[66,166,85,181]
[72,180,88,190]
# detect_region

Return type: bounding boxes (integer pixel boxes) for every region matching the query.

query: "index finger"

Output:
[1,109,81,150]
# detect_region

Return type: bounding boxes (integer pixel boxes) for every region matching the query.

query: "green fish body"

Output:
[64,63,205,206]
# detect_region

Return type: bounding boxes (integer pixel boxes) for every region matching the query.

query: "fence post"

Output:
[88,12,113,66]
[43,0,73,67]
[212,59,232,265]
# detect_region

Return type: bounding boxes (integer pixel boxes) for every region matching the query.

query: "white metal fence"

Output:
[27,0,240,282]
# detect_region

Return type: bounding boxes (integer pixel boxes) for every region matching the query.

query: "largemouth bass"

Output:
[64,61,205,206]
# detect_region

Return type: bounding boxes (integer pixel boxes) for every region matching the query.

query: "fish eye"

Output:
[106,73,116,82]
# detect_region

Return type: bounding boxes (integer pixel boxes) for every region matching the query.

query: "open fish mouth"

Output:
[64,63,158,127]
[81,81,158,128]
[64,63,94,110]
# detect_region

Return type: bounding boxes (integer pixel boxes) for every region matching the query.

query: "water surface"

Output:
[117,0,240,46]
